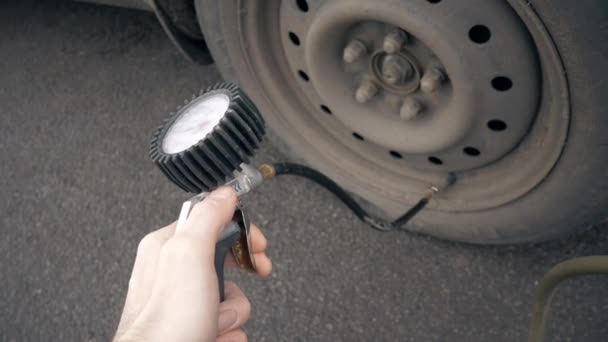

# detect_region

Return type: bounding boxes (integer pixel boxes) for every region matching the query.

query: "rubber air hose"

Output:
[269,162,447,231]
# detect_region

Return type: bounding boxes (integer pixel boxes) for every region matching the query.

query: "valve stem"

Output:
[391,172,456,227]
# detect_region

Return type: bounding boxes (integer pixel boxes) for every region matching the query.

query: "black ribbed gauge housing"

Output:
[149,82,265,193]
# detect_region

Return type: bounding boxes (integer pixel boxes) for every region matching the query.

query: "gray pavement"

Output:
[1,1,608,341]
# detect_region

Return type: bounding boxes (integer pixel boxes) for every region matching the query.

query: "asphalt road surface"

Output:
[2,1,608,341]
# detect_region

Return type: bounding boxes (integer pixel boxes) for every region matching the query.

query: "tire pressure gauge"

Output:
[149,82,265,301]
[148,83,448,301]
[150,82,265,193]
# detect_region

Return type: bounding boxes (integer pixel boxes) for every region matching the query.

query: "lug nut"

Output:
[420,68,445,93]
[400,97,423,120]
[383,29,408,54]
[355,80,378,104]
[343,39,367,63]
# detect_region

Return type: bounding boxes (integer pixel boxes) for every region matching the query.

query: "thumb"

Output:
[176,186,238,247]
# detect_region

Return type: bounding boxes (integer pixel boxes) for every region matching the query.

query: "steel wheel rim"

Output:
[229,0,569,212]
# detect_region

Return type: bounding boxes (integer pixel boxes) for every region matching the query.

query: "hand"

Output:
[114,187,272,342]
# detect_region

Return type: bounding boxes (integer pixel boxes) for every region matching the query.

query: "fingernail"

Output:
[218,309,238,333]
[209,187,236,200]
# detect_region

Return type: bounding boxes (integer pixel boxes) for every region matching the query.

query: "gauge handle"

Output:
[215,221,241,301]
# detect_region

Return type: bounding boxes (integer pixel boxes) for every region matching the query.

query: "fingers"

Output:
[224,252,272,278]
[249,224,271,278]
[217,329,247,342]
[176,187,237,246]
[222,224,272,278]
[253,253,272,278]
[249,224,267,253]
[217,281,251,335]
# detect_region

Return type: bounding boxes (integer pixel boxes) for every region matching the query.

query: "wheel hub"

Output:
[281,0,541,171]
[372,52,420,93]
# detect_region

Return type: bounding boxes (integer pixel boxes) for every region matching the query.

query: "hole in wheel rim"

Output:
[320,105,332,114]
[487,120,507,131]
[389,151,403,159]
[469,25,491,44]
[492,77,512,91]
[288,32,300,46]
[463,147,481,156]
[298,70,310,81]
[352,132,365,141]
[428,156,443,165]
[295,0,309,12]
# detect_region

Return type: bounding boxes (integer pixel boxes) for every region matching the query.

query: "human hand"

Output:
[114,187,272,342]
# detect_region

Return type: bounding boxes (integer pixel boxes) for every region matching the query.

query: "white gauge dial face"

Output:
[162,93,230,154]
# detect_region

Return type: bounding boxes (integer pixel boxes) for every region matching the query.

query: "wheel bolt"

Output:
[383,29,408,54]
[355,80,378,104]
[343,39,367,64]
[420,68,445,93]
[400,97,423,120]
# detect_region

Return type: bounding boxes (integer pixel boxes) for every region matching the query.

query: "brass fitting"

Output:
[258,163,276,181]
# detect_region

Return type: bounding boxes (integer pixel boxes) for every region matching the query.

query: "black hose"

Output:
[272,162,370,221]
[270,162,433,231]
[391,196,430,227]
